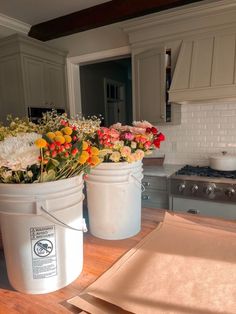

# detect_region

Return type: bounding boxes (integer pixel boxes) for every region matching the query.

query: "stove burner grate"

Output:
[176,165,236,179]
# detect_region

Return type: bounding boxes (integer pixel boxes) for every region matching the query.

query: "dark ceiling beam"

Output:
[29,0,204,41]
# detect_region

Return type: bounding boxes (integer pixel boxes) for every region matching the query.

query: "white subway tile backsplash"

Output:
[158,102,236,165]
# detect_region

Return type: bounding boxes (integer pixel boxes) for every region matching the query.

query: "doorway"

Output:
[79,57,132,126]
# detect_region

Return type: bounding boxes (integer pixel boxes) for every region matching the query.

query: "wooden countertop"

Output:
[0,208,235,314]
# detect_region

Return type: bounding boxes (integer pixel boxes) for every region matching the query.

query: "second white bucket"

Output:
[85,161,143,240]
[0,175,86,294]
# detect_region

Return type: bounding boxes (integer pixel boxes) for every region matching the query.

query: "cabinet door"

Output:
[0,56,26,122]
[134,47,166,124]
[23,56,46,107]
[44,63,67,109]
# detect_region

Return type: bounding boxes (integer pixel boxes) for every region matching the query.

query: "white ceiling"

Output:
[0,0,111,24]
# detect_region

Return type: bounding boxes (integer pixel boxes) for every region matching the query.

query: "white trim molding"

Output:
[67,46,131,116]
[0,13,31,35]
[123,0,236,47]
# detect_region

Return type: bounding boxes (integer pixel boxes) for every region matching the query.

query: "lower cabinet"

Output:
[142,175,169,209]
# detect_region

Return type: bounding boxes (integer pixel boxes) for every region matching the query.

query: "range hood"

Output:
[169,28,236,104]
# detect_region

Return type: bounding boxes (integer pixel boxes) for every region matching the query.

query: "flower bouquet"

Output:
[85,120,165,240]
[93,120,165,163]
[0,111,102,183]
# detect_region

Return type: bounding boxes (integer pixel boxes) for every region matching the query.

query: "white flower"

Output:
[133,120,153,128]
[0,133,41,171]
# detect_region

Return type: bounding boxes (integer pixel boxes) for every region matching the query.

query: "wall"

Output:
[48,22,129,57]
[155,102,236,165]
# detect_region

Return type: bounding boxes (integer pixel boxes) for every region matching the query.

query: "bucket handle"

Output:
[130,174,145,192]
[40,205,87,232]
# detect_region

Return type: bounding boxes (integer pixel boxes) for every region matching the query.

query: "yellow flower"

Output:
[35,138,47,148]
[46,132,55,140]
[80,151,89,160]
[90,155,100,166]
[109,151,121,162]
[78,155,87,164]
[63,127,73,135]
[91,147,99,156]
[55,130,63,137]
[82,141,89,150]
[64,135,72,143]
[54,135,65,144]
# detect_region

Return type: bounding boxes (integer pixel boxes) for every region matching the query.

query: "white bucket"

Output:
[0,175,87,294]
[85,161,143,240]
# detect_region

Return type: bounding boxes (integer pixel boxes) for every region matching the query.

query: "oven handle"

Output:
[187,209,200,215]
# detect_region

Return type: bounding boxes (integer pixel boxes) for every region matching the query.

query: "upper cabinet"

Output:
[169,29,236,104]
[0,34,68,122]
[133,46,180,125]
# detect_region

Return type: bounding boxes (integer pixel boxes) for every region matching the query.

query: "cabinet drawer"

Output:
[142,190,168,209]
[171,197,236,220]
[142,176,167,191]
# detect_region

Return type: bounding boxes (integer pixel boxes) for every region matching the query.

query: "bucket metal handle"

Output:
[130,174,145,192]
[40,205,87,232]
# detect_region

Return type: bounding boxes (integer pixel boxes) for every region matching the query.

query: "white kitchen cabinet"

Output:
[0,33,67,122]
[142,175,169,209]
[133,46,180,125]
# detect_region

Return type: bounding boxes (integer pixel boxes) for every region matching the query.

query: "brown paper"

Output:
[69,213,236,314]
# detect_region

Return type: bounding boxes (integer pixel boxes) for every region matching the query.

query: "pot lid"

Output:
[210,151,236,160]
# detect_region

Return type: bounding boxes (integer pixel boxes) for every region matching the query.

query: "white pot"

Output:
[209,151,236,171]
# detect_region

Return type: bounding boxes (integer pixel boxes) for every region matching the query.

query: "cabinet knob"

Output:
[161,114,165,119]
[143,181,151,187]
[187,209,200,215]
[142,195,150,200]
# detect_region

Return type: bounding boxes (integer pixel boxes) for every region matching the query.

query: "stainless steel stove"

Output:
[169,165,236,220]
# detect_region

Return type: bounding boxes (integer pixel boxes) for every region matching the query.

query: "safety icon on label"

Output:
[33,239,53,257]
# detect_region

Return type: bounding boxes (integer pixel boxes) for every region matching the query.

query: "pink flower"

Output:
[133,120,153,129]
[144,141,152,149]
[129,126,146,134]
[123,132,134,141]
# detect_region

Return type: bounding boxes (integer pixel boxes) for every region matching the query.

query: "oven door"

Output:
[170,196,236,220]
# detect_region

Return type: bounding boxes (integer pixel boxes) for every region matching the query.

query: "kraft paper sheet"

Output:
[68,212,236,314]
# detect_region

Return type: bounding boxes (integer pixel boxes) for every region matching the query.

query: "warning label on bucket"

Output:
[30,225,57,279]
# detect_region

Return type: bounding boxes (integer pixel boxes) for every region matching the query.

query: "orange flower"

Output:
[78,155,87,164]
[90,155,100,166]
[82,141,89,150]
[91,147,99,156]
[80,151,89,160]
[62,126,73,135]
[54,136,65,144]
[55,130,63,137]
[64,135,72,143]
[46,132,56,140]
[35,138,47,148]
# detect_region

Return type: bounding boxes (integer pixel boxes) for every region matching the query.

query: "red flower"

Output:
[151,127,158,134]
[158,133,165,141]
[49,143,56,151]
[153,139,160,148]
[146,127,152,133]
[51,151,57,158]
[71,148,78,156]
